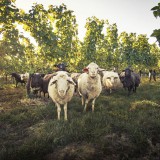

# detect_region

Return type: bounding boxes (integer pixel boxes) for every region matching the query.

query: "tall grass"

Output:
[0,78,160,160]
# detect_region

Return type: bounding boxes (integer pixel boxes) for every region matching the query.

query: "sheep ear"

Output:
[83,68,88,73]
[51,73,57,78]
[50,79,57,86]
[98,68,105,72]
[50,73,59,85]
[67,77,76,85]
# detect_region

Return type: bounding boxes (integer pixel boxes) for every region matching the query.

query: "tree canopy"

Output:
[0,0,160,75]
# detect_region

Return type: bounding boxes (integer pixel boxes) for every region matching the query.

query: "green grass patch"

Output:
[0,78,160,160]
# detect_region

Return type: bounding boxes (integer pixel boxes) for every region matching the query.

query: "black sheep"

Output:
[11,73,25,87]
[40,74,54,98]
[122,68,140,96]
[54,63,68,71]
[26,73,44,98]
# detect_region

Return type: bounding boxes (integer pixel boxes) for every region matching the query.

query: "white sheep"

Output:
[78,62,104,112]
[20,72,29,82]
[48,71,76,120]
[102,71,123,93]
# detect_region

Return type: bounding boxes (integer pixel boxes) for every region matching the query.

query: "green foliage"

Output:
[0,0,20,25]
[81,17,104,65]
[22,3,58,59]
[151,3,160,46]
[151,29,160,46]
[0,0,160,74]
[0,27,24,56]
[151,3,160,18]
[102,22,119,68]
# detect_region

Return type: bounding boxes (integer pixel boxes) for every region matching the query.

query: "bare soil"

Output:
[0,85,26,112]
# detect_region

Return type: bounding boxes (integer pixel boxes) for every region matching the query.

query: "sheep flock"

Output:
[11,62,141,120]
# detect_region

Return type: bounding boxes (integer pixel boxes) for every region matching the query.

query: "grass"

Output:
[0,77,160,160]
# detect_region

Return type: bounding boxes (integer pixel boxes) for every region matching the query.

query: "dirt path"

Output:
[0,86,26,111]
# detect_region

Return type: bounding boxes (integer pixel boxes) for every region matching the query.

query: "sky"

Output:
[15,0,160,44]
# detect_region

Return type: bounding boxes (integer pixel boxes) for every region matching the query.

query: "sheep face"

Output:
[20,73,29,81]
[30,73,43,90]
[54,63,67,71]
[50,73,75,98]
[83,62,101,78]
[124,68,132,77]
[20,74,25,81]
[102,71,121,92]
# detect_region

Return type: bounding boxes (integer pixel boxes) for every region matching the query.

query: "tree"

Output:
[133,34,152,70]
[103,22,119,69]
[0,0,21,26]
[0,1,159,75]
[118,32,134,68]
[21,3,79,71]
[80,17,104,67]
[0,0,28,74]
[151,3,160,46]
[150,43,160,71]
[49,4,79,69]
[22,3,58,62]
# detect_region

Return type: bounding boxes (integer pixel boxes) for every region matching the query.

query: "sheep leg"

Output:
[16,81,18,87]
[82,96,84,106]
[38,90,41,98]
[84,99,89,112]
[56,103,61,120]
[128,87,132,96]
[92,98,96,112]
[64,103,68,121]
[134,86,137,93]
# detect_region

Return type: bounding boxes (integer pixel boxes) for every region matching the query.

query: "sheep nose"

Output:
[59,90,66,97]
[59,90,65,94]
[91,71,96,75]
[91,71,96,74]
